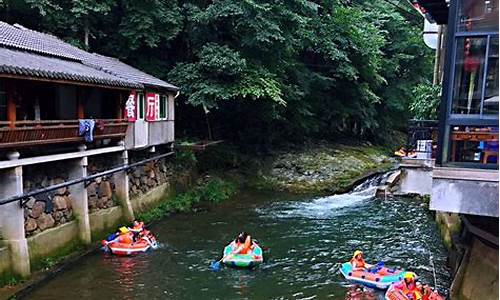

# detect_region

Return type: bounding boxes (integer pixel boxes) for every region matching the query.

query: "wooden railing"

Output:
[0,119,129,149]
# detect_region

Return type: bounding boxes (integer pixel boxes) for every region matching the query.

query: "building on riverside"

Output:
[0,22,178,279]
[410,1,498,299]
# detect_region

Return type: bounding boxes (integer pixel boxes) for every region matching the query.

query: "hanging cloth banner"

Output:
[125,91,137,122]
[145,93,159,121]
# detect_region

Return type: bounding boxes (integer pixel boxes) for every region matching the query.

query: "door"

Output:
[134,92,148,148]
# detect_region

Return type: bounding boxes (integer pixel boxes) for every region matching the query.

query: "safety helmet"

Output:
[404,272,416,280]
[119,226,129,234]
[353,250,363,258]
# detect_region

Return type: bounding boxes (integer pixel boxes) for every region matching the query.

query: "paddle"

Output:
[210,252,236,272]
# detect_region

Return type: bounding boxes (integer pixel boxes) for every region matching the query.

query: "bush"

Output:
[409,83,441,120]
[138,177,237,223]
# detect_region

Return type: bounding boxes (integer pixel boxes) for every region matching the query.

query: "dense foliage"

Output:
[410,82,441,120]
[0,0,433,148]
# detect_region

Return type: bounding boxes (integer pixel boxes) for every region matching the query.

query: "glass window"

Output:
[159,95,167,119]
[452,37,487,115]
[138,93,144,119]
[483,37,499,115]
[458,0,499,33]
[449,125,498,164]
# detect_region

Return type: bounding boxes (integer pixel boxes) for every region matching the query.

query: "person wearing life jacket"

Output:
[117,227,134,244]
[394,272,420,299]
[233,232,253,255]
[128,220,145,242]
[350,250,373,271]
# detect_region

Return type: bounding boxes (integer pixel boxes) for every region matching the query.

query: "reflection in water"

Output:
[26,176,450,300]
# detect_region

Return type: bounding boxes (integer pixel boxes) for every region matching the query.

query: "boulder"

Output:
[25,197,36,209]
[52,178,67,195]
[64,196,73,210]
[87,182,98,196]
[53,210,64,223]
[25,217,38,232]
[148,170,156,179]
[30,201,46,219]
[88,194,98,209]
[64,209,73,219]
[98,181,113,198]
[97,197,108,209]
[37,213,55,231]
[52,195,67,210]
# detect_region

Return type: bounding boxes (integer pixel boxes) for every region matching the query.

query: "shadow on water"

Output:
[25,173,450,300]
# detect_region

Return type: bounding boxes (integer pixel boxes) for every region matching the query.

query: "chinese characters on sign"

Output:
[125,91,136,122]
[146,93,159,121]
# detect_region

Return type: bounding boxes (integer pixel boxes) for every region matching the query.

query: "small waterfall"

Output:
[259,172,395,219]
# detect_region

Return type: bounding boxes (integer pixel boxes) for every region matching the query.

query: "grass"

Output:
[138,177,237,223]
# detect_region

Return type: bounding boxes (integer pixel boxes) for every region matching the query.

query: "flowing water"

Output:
[26,173,451,300]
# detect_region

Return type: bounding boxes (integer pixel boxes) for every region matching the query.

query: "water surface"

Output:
[26,176,450,300]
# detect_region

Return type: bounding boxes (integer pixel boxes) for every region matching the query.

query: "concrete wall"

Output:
[130,182,172,213]
[89,206,125,241]
[27,221,79,263]
[0,246,10,275]
[454,238,499,300]
[399,167,433,195]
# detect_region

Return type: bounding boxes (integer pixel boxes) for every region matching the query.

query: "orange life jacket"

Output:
[350,257,366,269]
[118,232,133,244]
[132,222,144,232]
[236,236,252,254]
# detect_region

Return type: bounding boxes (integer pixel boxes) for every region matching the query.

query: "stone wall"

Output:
[87,154,118,212]
[128,150,173,198]
[22,163,74,237]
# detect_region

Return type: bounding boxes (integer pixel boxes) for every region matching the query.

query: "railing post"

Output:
[68,145,91,244]
[112,141,134,221]
[0,152,31,277]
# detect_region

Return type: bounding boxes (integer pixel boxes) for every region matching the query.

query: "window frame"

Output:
[159,94,168,120]
[137,92,145,120]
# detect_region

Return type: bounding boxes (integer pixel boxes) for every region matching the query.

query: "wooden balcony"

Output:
[0,119,129,149]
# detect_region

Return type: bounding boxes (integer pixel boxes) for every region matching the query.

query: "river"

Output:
[25,174,451,300]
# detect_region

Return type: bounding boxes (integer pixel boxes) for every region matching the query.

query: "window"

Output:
[457,0,499,33]
[138,92,145,120]
[159,95,167,119]
[451,37,487,115]
[483,37,499,115]
[449,125,498,164]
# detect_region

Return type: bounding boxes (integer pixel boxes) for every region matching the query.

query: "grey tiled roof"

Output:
[0,47,142,88]
[0,22,178,91]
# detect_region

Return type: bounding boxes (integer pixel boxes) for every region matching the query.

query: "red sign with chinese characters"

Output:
[125,91,136,122]
[145,93,159,121]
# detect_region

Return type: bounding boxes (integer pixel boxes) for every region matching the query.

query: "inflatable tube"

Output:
[222,242,263,268]
[385,283,445,300]
[339,262,409,289]
[106,239,150,256]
